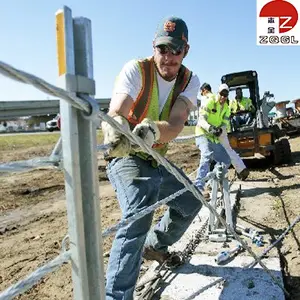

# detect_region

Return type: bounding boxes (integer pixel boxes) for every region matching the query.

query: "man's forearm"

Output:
[107,93,134,118]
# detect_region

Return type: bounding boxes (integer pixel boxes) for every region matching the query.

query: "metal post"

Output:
[223,178,234,230]
[208,178,218,232]
[55,6,105,300]
[74,16,106,297]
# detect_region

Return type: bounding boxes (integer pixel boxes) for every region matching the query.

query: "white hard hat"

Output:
[218,83,229,93]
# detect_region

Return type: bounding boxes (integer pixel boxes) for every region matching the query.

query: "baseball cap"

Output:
[218,83,229,93]
[154,16,188,50]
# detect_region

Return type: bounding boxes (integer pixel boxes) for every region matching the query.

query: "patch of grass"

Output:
[175,126,196,145]
[97,130,104,144]
[180,126,195,136]
[0,130,104,152]
[0,133,61,151]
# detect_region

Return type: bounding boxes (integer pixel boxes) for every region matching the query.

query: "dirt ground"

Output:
[0,133,300,299]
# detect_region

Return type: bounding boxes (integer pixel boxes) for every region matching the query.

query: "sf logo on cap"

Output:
[164,21,176,32]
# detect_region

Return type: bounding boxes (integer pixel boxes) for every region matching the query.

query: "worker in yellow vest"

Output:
[195,84,231,195]
[231,87,256,130]
[101,16,204,299]
[199,83,249,181]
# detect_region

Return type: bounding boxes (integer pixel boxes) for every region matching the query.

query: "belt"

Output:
[104,153,159,168]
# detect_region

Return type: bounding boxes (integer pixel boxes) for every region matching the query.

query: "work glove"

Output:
[209,125,223,137]
[101,115,131,158]
[132,118,161,150]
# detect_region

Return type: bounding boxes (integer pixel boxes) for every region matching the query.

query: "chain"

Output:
[179,183,229,263]
[178,217,209,262]
[135,219,210,300]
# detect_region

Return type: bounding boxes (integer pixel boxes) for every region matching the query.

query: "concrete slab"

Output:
[137,181,285,299]
[143,255,283,300]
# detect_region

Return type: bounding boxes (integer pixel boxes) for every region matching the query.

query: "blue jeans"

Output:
[195,135,231,190]
[105,155,202,300]
[232,112,253,129]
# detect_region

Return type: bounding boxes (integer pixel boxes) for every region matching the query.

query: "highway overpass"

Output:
[0,98,110,120]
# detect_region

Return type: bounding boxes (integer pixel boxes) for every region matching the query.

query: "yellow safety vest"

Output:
[195,95,230,143]
[230,97,255,113]
[125,56,192,162]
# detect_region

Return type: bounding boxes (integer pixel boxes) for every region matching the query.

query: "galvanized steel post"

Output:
[55,6,105,300]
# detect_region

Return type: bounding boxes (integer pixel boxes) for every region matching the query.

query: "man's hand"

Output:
[101,115,131,158]
[209,125,223,137]
[132,118,161,149]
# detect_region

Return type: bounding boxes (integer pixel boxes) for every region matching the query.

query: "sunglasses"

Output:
[156,45,184,56]
[220,91,229,97]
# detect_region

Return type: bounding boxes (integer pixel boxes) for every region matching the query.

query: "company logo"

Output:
[257,0,300,46]
[164,21,176,32]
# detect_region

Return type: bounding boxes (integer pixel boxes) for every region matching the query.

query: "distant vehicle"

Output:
[0,123,7,133]
[46,114,60,132]
[221,70,291,166]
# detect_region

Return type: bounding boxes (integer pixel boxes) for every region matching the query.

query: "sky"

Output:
[0,0,299,106]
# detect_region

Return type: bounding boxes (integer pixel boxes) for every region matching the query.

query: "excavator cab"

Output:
[221,70,292,165]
